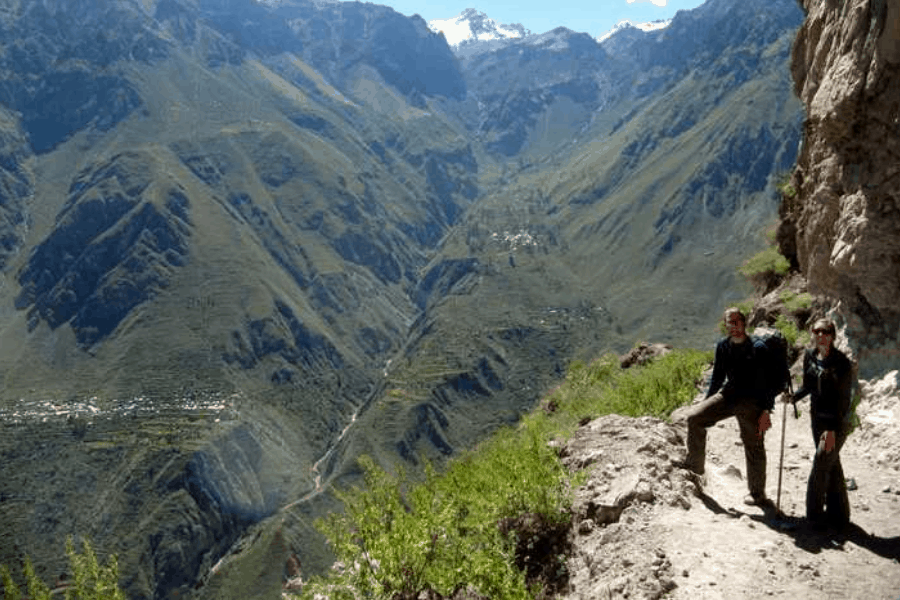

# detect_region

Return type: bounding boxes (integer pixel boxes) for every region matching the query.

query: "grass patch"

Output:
[778,290,813,314]
[739,246,790,292]
[540,350,711,431]
[296,348,711,599]
[1,538,125,600]
[776,171,797,199]
[770,314,809,349]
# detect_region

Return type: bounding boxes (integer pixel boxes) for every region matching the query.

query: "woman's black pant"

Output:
[806,425,850,527]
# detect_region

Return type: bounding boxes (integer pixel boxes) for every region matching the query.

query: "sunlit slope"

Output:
[468,29,801,339]
[0,50,477,407]
[0,44,482,598]
[334,28,803,475]
[557,58,800,330]
[0,0,809,596]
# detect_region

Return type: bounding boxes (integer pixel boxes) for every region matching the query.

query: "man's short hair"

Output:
[724,307,746,324]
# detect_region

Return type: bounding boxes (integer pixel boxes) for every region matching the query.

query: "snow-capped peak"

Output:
[596,18,671,43]
[429,8,530,47]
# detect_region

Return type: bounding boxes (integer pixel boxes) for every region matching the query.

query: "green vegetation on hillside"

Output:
[296,349,711,599]
[775,171,797,199]
[778,290,813,314]
[770,313,805,348]
[739,245,790,293]
[734,235,813,350]
[1,538,124,600]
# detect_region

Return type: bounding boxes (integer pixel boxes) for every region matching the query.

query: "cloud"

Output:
[627,0,668,6]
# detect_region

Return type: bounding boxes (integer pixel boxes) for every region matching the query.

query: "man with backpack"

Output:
[680,307,786,508]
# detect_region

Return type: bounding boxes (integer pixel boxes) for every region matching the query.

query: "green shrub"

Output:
[302,433,566,600]
[776,172,797,199]
[772,314,800,347]
[741,246,790,277]
[769,314,810,349]
[297,348,710,599]
[739,246,790,292]
[1,538,124,600]
[847,387,862,436]
[778,290,813,314]
[735,300,755,318]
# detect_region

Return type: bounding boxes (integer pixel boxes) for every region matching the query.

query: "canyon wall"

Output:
[781,0,900,377]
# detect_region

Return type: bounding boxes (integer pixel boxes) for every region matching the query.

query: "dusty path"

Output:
[659,399,900,600]
[559,372,900,600]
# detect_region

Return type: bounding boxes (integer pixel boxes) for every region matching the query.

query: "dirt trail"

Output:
[660,401,900,600]
[559,373,900,600]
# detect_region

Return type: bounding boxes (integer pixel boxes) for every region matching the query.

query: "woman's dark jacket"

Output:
[792,346,853,434]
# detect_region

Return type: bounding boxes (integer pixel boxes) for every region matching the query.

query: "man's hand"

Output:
[820,430,836,453]
[758,410,772,437]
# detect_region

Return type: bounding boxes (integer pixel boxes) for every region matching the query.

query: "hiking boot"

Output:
[672,459,706,489]
[672,458,703,476]
[744,493,774,509]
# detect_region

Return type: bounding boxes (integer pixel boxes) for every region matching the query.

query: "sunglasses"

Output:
[812,329,833,335]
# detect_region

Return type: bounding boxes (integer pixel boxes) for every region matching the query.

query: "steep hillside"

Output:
[0,0,809,597]
[362,0,803,473]
[453,0,802,159]
[0,0,476,402]
[0,1,479,596]
[0,106,31,272]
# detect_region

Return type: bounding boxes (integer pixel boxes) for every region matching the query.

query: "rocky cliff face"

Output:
[780,0,900,378]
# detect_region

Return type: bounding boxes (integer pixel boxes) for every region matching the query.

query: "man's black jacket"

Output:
[707,336,776,411]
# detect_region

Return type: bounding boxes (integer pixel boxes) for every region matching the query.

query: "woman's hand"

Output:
[821,430,836,453]
[758,410,772,437]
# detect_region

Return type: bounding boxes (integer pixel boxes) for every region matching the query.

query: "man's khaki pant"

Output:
[684,391,767,498]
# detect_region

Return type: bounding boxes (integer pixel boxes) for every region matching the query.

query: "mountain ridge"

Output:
[429,7,530,50]
[0,0,811,596]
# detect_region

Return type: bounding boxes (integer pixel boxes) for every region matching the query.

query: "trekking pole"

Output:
[776,391,788,515]
[792,391,799,419]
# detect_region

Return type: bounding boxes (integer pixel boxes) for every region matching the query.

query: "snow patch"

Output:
[428,9,528,47]
[597,18,671,43]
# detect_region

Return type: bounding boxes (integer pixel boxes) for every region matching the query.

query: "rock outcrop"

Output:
[558,414,698,600]
[779,0,900,377]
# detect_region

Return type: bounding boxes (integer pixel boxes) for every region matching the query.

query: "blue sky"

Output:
[376,0,708,39]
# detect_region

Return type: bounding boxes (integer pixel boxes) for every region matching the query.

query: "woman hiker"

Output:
[789,317,854,531]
